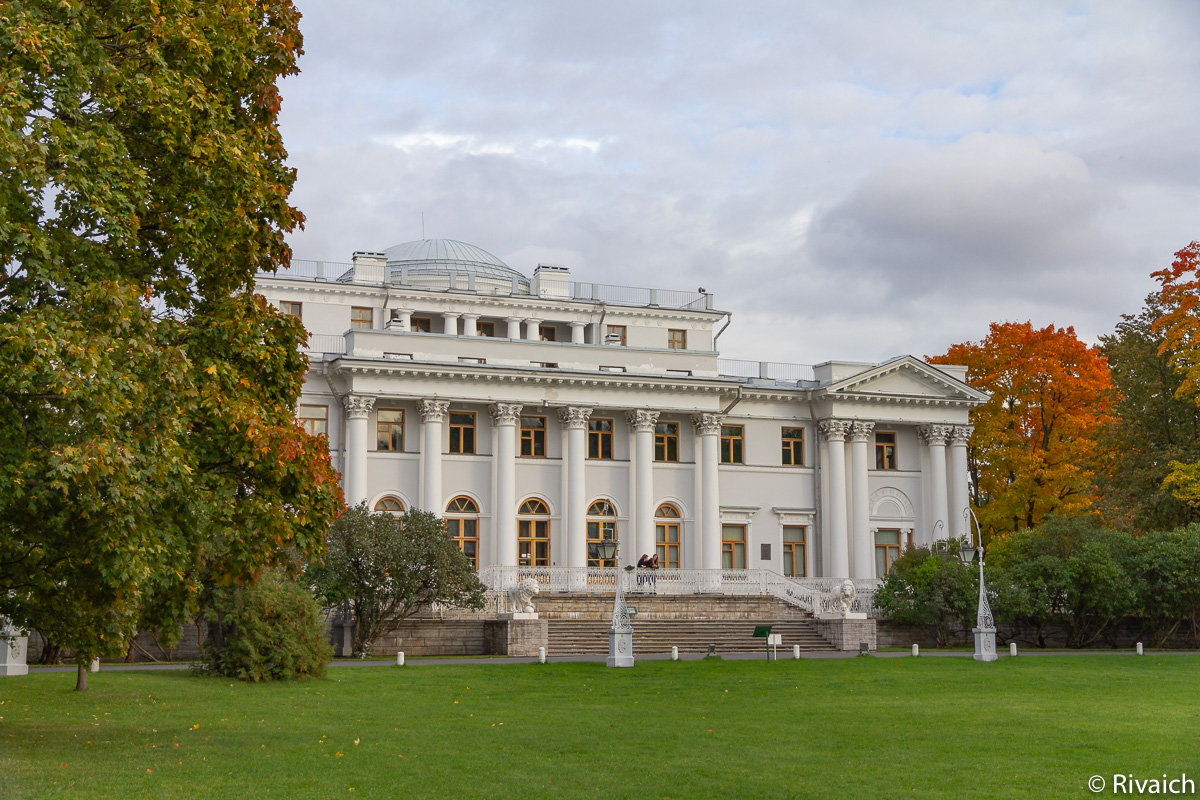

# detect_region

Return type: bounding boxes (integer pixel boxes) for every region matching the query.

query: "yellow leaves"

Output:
[204,364,218,376]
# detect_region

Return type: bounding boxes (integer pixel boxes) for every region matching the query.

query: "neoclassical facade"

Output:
[256,239,985,590]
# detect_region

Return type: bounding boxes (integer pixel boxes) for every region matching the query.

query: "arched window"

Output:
[373,496,405,517]
[445,496,479,568]
[586,500,618,567]
[655,504,681,568]
[517,498,550,566]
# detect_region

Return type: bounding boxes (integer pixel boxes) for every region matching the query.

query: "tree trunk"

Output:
[75,661,88,692]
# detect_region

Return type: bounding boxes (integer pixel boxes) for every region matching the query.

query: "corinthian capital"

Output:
[848,420,876,443]
[342,394,375,420]
[917,424,953,446]
[418,398,450,423]
[489,403,523,427]
[557,406,593,430]
[690,412,723,436]
[817,419,852,442]
[950,424,974,446]
[625,409,660,432]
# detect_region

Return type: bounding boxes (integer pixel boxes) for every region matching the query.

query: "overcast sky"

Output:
[278,1,1200,366]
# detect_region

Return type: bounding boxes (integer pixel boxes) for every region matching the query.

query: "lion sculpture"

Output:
[506,577,540,614]
[829,579,857,617]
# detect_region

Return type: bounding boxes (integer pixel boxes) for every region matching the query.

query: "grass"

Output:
[4,655,1199,799]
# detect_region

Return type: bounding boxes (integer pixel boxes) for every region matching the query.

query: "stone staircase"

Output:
[535,593,837,656]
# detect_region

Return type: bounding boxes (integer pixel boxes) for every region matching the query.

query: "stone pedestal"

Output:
[484,618,548,657]
[973,627,998,662]
[607,627,634,668]
[816,616,877,652]
[0,635,29,676]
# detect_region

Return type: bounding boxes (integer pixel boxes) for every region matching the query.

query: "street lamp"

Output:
[961,508,998,662]
[593,537,634,668]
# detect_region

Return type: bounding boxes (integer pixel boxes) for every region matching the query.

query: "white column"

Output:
[849,421,875,580]
[506,316,523,339]
[948,425,973,538]
[569,321,586,343]
[442,312,459,336]
[490,403,522,567]
[524,318,542,340]
[342,394,375,506]
[389,309,412,330]
[818,420,852,578]
[461,313,479,337]
[918,424,952,544]
[691,413,723,575]
[558,407,592,571]
[626,409,659,561]
[419,399,449,512]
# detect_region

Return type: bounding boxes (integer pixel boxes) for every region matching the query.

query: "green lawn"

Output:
[4,655,1198,799]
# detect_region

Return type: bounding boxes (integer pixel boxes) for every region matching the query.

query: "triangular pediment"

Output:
[820,356,986,404]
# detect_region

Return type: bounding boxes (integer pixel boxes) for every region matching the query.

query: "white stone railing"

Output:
[478,566,879,616]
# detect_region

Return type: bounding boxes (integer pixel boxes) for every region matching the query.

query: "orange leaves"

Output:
[1152,241,1200,402]
[931,322,1115,536]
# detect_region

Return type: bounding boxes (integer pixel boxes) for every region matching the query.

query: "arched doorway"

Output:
[655,504,681,568]
[517,498,551,566]
[586,499,618,567]
[445,496,479,568]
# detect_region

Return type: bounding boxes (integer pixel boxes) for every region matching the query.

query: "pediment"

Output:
[821,356,986,404]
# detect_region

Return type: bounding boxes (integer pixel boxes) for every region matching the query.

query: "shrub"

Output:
[203,568,330,681]
[873,543,976,646]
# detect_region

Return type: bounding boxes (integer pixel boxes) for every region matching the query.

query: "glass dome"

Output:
[384,239,529,291]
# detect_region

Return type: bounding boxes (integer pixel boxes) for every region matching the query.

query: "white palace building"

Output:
[256,239,985,607]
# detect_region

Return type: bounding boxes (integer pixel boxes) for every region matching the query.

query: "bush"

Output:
[203,568,330,681]
[873,543,976,646]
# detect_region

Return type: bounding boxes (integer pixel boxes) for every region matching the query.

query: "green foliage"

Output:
[202,568,329,682]
[872,543,976,646]
[309,505,487,658]
[0,0,342,684]
[987,517,1136,647]
[1131,525,1200,645]
[1096,295,1200,531]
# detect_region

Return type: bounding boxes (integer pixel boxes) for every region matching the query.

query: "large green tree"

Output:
[0,0,340,688]
[1095,295,1200,531]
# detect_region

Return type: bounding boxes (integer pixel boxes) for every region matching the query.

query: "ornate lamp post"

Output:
[961,508,997,662]
[594,537,634,668]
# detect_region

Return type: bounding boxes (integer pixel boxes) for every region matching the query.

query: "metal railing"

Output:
[478,566,878,616]
[259,260,713,311]
[718,358,816,383]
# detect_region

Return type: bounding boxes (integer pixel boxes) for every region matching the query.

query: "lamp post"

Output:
[961,508,997,662]
[594,537,634,668]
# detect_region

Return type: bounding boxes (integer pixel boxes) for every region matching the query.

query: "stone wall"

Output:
[816,617,877,651]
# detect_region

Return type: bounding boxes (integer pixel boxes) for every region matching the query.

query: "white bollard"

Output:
[1136,642,1144,656]
[671,646,678,661]
[89,658,100,673]
[395,651,405,666]
[911,644,919,657]
[792,644,801,660]
[1010,642,1018,657]
[538,646,546,664]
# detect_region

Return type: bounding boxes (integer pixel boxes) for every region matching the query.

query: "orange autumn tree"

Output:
[1153,241,1200,508]
[930,322,1115,539]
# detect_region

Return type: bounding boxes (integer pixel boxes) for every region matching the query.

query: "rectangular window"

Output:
[782,526,807,578]
[477,321,495,337]
[605,325,626,346]
[720,425,744,464]
[588,418,613,459]
[298,404,327,437]
[350,306,373,329]
[279,301,302,319]
[376,409,404,452]
[411,317,432,333]
[447,518,478,569]
[722,524,747,569]
[875,529,902,577]
[654,422,679,462]
[520,416,546,457]
[539,325,556,341]
[449,412,476,454]
[518,519,550,566]
[781,427,805,466]
[876,432,898,470]
[667,329,686,350]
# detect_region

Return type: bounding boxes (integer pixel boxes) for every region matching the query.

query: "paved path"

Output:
[25,647,1198,674]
